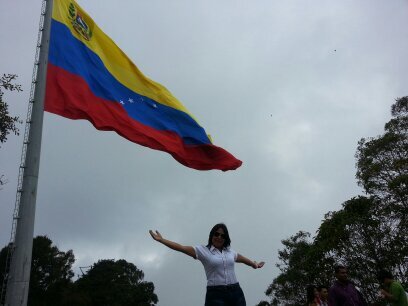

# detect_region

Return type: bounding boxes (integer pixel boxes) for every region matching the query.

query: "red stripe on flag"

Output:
[44,64,242,171]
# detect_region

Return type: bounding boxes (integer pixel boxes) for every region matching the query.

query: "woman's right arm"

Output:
[149,230,196,259]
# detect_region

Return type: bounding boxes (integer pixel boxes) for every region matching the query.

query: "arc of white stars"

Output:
[119,97,158,109]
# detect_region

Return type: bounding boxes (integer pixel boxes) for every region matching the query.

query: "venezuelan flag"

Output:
[45,0,242,171]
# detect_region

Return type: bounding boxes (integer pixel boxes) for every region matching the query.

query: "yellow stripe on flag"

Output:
[52,0,197,120]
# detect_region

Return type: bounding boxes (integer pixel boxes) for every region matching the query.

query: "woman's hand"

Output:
[251,261,265,269]
[148,230,196,258]
[237,254,265,269]
[149,230,163,242]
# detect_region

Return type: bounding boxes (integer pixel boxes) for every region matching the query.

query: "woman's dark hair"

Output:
[334,264,346,274]
[377,270,393,283]
[306,285,317,304]
[206,223,231,248]
[318,285,328,292]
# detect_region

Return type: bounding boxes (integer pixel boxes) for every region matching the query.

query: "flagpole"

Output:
[3,0,53,305]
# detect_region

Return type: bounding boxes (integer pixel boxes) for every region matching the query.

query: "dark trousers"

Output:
[205,283,246,306]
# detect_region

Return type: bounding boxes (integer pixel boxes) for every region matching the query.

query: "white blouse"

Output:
[194,245,238,286]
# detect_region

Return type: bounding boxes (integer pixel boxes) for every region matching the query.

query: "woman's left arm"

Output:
[236,253,265,269]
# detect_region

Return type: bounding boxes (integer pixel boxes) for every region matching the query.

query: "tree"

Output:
[0,74,22,146]
[0,236,75,306]
[263,198,386,305]
[355,96,408,286]
[1,237,158,306]
[75,259,158,306]
[260,97,408,305]
[356,97,408,209]
[264,231,323,306]
[314,196,387,302]
[0,242,12,303]
[0,73,22,187]
[27,236,75,306]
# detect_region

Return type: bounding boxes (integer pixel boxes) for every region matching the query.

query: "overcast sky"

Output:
[1,1,408,305]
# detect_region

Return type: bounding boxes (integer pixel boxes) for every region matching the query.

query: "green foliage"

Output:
[265,231,334,306]
[261,97,408,305]
[354,96,408,288]
[0,236,75,306]
[75,259,158,306]
[0,74,22,147]
[356,97,408,208]
[0,237,158,306]
[0,243,11,296]
[0,73,23,187]
[28,236,75,306]
[265,231,315,306]
[315,197,387,301]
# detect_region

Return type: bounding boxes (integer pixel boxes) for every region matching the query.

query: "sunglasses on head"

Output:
[213,232,226,239]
